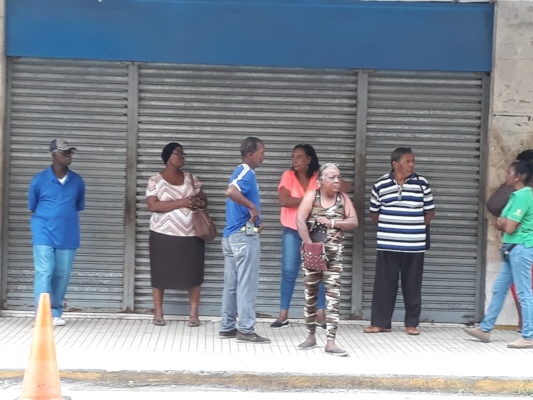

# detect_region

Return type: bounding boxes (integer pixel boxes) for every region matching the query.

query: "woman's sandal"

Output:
[152,316,166,326]
[188,317,200,327]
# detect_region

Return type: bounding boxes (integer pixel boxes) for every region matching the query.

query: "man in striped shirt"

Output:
[364,147,435,336]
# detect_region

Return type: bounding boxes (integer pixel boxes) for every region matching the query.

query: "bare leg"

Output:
[317,308,326,325]
[153,287,164,319]
[275,309,289,322]
[188,286,201,319]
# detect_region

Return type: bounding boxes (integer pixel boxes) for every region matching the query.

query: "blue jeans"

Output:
[480,244,533,339]
[33,245,77,318]
[280,227,325,311]
[221,231,260,334]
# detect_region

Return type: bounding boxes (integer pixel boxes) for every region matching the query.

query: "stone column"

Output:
[486,0,533,325]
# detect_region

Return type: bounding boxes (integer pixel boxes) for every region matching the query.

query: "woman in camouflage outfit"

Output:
[296,163,358,356]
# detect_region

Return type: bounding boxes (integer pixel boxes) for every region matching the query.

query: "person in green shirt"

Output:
[465,160,533,349]
[485,149,533,332]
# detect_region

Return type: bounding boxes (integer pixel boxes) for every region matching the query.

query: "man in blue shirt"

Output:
[28,139,85,326]
[219,137,270,344]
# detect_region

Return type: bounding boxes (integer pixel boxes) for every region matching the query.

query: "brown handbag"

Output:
[301,228,342,271]
[301,242,327,271]
[192,209,217,242]
[486,183,513,217]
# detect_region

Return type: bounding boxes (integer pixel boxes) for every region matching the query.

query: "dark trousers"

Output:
[370,251,424,329]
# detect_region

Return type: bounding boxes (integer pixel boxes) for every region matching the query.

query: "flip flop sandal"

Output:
[152,317,166,326]
[188,317,200,327]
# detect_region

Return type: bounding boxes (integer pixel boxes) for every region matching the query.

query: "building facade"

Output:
[0,0,528,326]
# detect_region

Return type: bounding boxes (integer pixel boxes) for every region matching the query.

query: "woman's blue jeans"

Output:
[280,227,325,311]
[480,244,533,339]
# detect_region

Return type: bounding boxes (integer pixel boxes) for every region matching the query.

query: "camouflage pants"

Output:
[303,242,343,340]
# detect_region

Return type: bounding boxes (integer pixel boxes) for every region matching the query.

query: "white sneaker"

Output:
[52,317,66,326]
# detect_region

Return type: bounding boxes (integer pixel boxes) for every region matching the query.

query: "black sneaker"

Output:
[236,331,271,344]
[218,328,238,339]
[270,320,289,329]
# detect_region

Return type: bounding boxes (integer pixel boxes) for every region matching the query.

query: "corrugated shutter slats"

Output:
[5,58,128,311]
[3,58,487,323]
[135,63,357,317]
[363,71,484,323]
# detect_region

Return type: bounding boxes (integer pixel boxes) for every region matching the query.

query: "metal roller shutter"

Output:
[135,63,357,318]
[4,57,128,312]
[362,71,486,323]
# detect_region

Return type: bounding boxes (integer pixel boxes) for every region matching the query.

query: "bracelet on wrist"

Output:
[331,220,335,229]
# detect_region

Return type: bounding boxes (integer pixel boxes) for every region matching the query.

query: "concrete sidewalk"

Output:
[0,312,532,395]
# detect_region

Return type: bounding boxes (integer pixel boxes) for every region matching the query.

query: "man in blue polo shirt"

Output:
[219,137,270,344]
[364,147,435,336]
[28,139,85,326]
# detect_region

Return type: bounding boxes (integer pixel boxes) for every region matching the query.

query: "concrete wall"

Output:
[487,0,533,326]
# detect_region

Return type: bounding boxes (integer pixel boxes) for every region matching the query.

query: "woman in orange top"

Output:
[271,144,327,329]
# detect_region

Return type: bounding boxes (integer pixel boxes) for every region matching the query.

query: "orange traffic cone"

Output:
[20,293,62,400]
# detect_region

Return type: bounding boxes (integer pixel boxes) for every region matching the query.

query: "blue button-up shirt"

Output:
[28,166,85,249]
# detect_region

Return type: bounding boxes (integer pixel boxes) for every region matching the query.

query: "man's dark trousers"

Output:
[370,251,424,329]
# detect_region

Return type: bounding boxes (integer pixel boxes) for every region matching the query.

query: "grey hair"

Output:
[390,147,413,166]
[318,163,340,180]
[240,137,264,157]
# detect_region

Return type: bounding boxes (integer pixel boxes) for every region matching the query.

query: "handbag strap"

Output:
[415,173,429,218]
[327,229,341,243]
[414,173,425,198]
[308,189,343,243]
[186,171,201,196]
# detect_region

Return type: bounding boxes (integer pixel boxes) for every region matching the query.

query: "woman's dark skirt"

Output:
[149,230,205,289]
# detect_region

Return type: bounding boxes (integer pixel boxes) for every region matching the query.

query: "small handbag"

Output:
[486,183,513,217]
[301,242,328,271]
[309,223,328,243]
[192,208,217,242]
[301,226,341,271]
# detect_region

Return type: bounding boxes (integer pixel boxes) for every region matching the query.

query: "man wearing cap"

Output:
[28,139,85,326]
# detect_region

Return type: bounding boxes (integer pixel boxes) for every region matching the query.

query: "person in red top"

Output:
[271,144,351,329]
[485,149,533,332]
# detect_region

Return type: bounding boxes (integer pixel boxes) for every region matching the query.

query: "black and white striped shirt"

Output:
[370,172,435,253]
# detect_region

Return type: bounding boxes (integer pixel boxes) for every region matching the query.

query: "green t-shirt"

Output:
[501,187,533,247]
